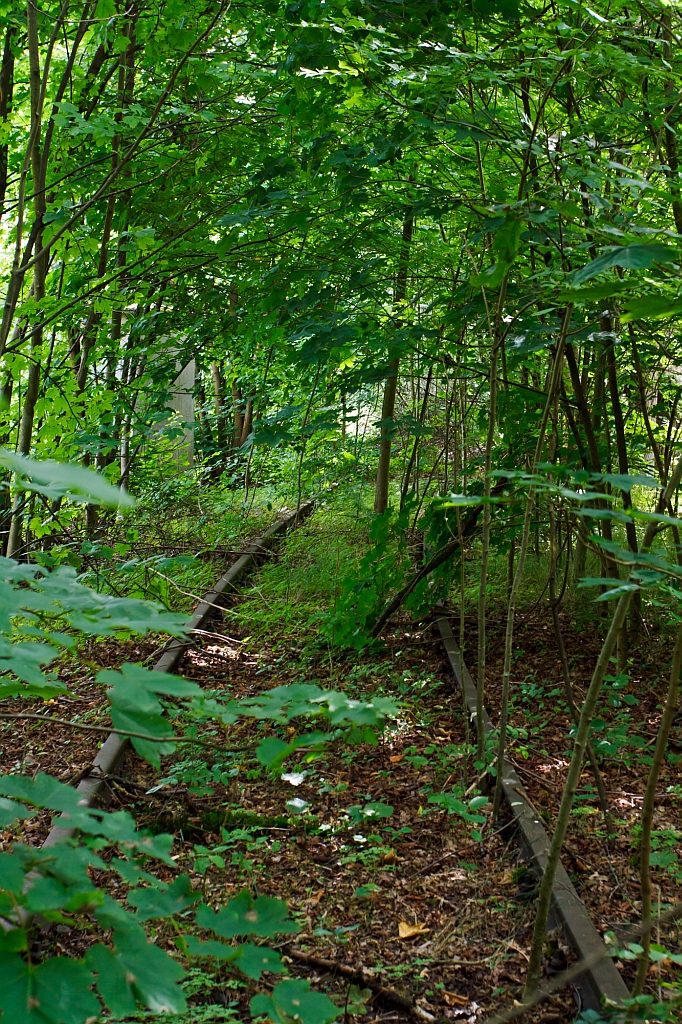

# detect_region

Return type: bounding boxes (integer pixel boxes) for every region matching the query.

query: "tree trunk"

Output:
[211,361,228,453]
[239,397,253,447]
[0,24,15,220]
[232,382,243,448]
[7,2,45,558]
[374,208,413,513]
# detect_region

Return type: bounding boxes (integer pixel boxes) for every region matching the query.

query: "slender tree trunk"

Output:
[239,398,253,447]
[476,319,501,765]
[374,208,413,513]
[492,310,570,817]
[232,381,243,448]
[630,623,682,999]
[211,361,228,454]
[605,323,641,646]
[662,15,682,235]
[400,365,433,510]
[0,24,15,221]
[549,499,613,831]
[523,456,682,998]
[523,591,632,998]
[7,2,45,558]
[475,266,512,767]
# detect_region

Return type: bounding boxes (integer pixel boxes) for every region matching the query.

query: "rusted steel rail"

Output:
[43,501,315,847]
[436,614,629,1013]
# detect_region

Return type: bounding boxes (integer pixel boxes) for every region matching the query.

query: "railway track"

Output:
[437,614,630,1014]
[43,500,315,848]
[9,500,634,1020]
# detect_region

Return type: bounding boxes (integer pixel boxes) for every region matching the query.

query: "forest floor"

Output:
[1,500,681,1023]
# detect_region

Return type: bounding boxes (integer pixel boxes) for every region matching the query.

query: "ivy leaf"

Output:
[251,979,339,1024]
[127,874,199,920]
[196,890,300,939]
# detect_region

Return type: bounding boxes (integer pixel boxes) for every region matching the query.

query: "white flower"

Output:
[282,772,306,786]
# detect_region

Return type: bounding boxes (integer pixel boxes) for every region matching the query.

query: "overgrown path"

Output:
[2,504,681,1023]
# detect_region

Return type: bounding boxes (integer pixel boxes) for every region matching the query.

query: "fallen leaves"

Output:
[398,920,430,939]
[442,991,469,1007]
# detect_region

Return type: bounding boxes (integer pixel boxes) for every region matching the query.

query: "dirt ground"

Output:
[2,565,680,1023]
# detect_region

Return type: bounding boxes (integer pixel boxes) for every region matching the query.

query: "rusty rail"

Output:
[436,614,629,1012]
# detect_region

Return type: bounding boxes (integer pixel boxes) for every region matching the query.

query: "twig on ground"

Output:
[480,897,682,1024]
[191,627,245,644]
[0,713,239,754]
[284,947,445,1023]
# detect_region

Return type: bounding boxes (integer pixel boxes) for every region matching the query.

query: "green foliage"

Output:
[322,506,411,648]
[251,979,339,1024]
[0,450,134,508]
[0,779,326,1022]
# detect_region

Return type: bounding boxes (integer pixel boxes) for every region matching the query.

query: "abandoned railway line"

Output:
[0,501,662,1024]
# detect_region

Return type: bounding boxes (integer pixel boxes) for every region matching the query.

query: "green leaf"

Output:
[127,874,199,920]
[650,850,677,868]
[493,216,523,264]
[468,796,489,810]
[0,772,85,814]
[98,663,201,699]
[0,853,28,895]
[595,582,641,601]
[181,935,241,961]
[0,953,100,1024]
[346,802,393,825]
[0,796,34,827]
[25,875,73,912]
[251,979,339,1024]
[257,737,292,768]
[88,924,186,1015]
[0,449,134,508]
[558,280,630,303]
[469,261,509,289]
[597,473,658,492]
[621,294,682,322]
[569,243,678,285]
[33,958,101,1024]
[0,929,27,952]
[196,890,300,939]
[234,943,286,980]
